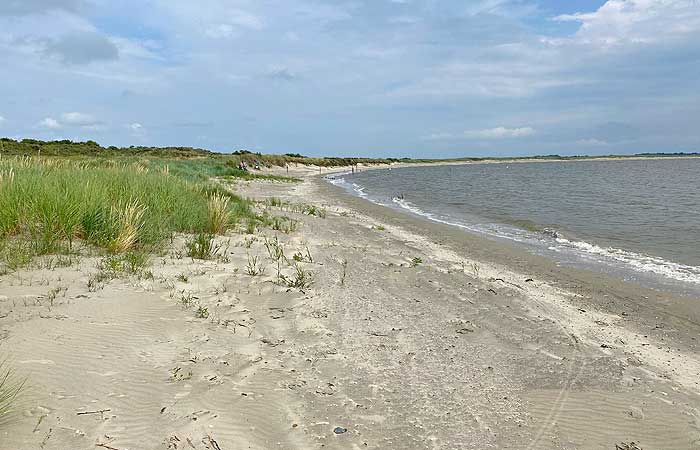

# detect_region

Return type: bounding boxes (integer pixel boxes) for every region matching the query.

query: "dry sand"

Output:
[1,169,699,450]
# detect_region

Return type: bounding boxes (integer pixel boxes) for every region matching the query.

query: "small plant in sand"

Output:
[207,193,230,234]
[269,216,299,234]
[264,236,286,282]
[0,359,25,422]
[121,251,149,274]
[180,291,196,307]
[185,233,220,260]
[46,286,67,306]
[283,218,299,233]
[245,254,266,276]
[470,262,481,278]
[139,269,154,280]
[291,245,313,264]
[339,258,348,286]
[98,252,149,276]
[372,225,386,231]
[244,218,257,235]
[266,197,285,208]
[410,257,423,267]
[281,262,313,290]
[299,204,326,218]
[264,236,285,261]
[176,273,189,283]
[169,366,193,382]
[195,306,209,319]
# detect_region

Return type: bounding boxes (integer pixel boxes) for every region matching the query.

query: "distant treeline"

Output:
[0,138,404,167]
[0,137,698,166]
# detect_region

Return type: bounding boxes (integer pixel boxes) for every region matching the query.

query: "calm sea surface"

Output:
[328,159,700,296]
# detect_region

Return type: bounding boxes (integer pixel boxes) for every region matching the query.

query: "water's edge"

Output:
[325,168,700,297]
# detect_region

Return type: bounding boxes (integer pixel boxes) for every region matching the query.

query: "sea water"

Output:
[327,158,700,296]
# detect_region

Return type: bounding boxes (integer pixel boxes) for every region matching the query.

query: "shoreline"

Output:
[319,162,700,298]
[312,174,700,339]
[1,171,699,449]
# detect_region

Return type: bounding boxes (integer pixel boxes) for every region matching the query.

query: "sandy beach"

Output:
[1,168,699,450]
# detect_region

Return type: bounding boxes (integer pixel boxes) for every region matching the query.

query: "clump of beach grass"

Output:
[0,359,24,423]
[185,233,220,260]
[245,254,266,276]
[281,262,313,290]
[207,193,230,234]
[110,198,147,253]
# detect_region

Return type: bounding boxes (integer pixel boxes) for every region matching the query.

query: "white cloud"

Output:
[424,132,455,141]
[575,138,610,146]
[37,112,104,130]
[464,126,536,139]
[128,122,145,136]
[554,0,700,46]
[0,115,5,124]
[61,111,97,126]
[424,127,536,140]
[38,117,62,129]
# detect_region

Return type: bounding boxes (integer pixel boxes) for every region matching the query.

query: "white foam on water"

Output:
[325,173,371,200]
[328,176,700,287]
[391,197,700,287]
[551,237,700,285]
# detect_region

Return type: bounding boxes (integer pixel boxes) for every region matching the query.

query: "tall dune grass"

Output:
[207,193,230,234]
[0,157,252,269]
[0,359,23,423]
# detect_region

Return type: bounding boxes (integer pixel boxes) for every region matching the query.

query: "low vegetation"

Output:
[0,138,401,168]
[410,257,423,267]
[0,157,252,271]
[281,262,313,290]
[185,233,221,260]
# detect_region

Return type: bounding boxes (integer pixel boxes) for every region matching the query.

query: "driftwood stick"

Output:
[77,409,111,416]
[96,443,120,450]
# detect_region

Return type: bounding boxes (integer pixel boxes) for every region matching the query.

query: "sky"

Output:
[0,0,698,157]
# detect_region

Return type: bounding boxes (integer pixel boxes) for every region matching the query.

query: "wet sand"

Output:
[0,170,698,449]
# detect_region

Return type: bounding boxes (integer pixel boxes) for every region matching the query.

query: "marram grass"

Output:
[207,193,231,235]
[0,157,253,269]
[0,359,23,423]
